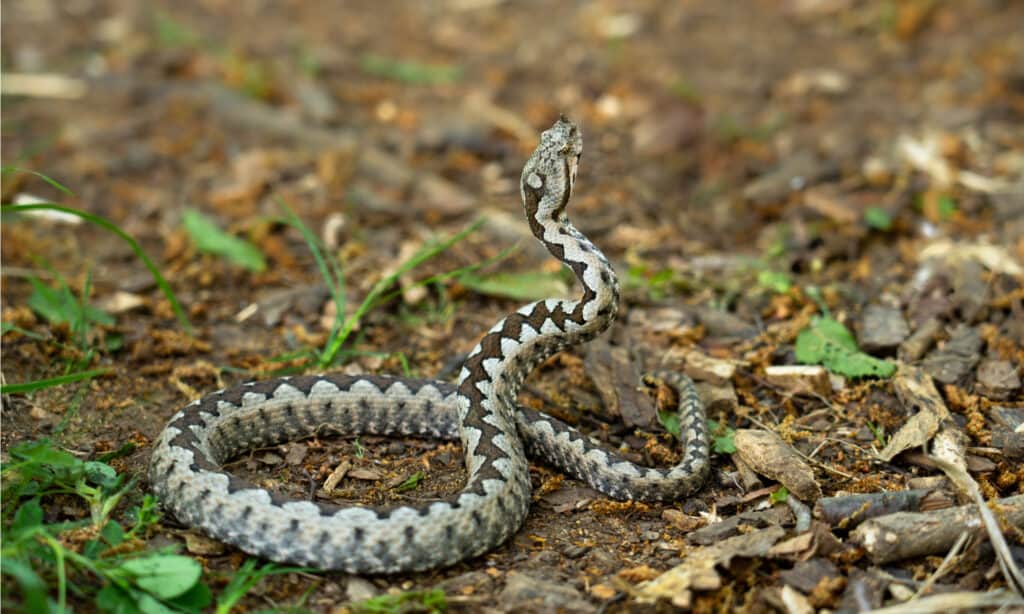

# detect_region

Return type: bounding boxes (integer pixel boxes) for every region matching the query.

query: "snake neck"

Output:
[457,216,619,426]
[455,116,615,483]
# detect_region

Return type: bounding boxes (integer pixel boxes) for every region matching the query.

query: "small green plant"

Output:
[351,588,447,614]
[27,271,114,333]
[770,486,790,504]
[182,208,267,272]
[657,408,681,440]
[23,267,123,371]
[795,316,895,378]
[352,438,366,459]
[394,472,424,493]
[310,214,484,368]
[864,207,892,231]
[624,263,678,300]
[360,54,462,85]
[669,77,701,104]
[152,9,202,47]
[707,419,737,454]
[213,559,311,614]
[1,440,307,613]
[1,168,191,332]
[458,270,570,301]
[1,439,210,612]
[936,195,957,219]
[866,421,888,447]
[756,270,792,294]
[712,112,786,143]
[2,270,116,394]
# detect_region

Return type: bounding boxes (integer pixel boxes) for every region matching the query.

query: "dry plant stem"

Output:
[866,590,1023,614]
[928,456,1024,595]
[850,494,1024,565]
[813,489,954,529]
[912,531,970,600]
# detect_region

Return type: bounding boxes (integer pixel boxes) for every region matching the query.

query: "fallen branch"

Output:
[850,494,1024,565]
[813,488,955,529]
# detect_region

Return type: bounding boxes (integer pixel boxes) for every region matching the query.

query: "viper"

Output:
[149,117,710,573]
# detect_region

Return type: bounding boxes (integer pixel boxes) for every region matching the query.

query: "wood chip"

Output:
[637,526,787,608]
[850,495,1024,564]
[322,460,352,493]
[877,366,952,462]
[976,359,1022,400]
[348,467,384,480]
[184,531,226,556]
[694,381,738,415]
[857,304,909,353]
[733,429,822,501]
[284,443,308,466]
[661,509,705,532]
[683,351,737,385]
[764,365,831,397]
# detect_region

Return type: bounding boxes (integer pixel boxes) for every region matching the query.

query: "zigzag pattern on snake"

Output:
[148,118,710,573]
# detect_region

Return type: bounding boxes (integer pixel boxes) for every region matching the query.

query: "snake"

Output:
[148,117,710,573]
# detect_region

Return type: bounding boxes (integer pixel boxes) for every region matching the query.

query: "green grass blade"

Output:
[2,203,192,333]
[276,198,346,339]
[1,368,112,394]
[318,218,484,367]
[1,165,74,196]
[182,208,267,272]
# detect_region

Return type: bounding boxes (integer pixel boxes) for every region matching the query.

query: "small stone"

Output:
[684,351,737,385]
[437,570,492,596]
[96,291,147,314]
[284,443,308,466]
[921,325,982,385]
[662,509,704,532]
[764,365,831,397]
[976,360,1021,400]
[499,572,594,613]
[184,531,225,556]
[694,382,738,414]
[345,577,377,602]
[257,452,283,465]
[899,317,942,362]
[695,307,758,341]
[780,558,842,594]
[742,152,833,205]
[858,305,909,354]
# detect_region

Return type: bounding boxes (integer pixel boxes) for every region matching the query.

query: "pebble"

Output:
[742,152,834,205]
[858,305,909,353]
[498,572,594,613]
[344,577,377,602]
[976,359,1021,400]
[437,570,493,596]
[684,351,737,385]
[764,365,832,397]
[694,381,739,414]
[921,325,982,384]
[184,531,225,556]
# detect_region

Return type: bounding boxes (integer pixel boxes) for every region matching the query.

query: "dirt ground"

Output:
[2,1,1023,612]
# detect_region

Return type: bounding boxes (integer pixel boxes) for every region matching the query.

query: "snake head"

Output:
[521,117,583,232]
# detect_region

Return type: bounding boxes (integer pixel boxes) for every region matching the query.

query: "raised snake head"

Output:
[520,116,583,235]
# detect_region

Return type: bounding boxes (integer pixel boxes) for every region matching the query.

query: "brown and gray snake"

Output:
[148,118,710,573]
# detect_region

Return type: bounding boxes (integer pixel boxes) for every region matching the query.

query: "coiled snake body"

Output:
[149,118,710,573]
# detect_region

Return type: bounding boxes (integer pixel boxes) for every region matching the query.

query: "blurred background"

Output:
[2,1,1023,611]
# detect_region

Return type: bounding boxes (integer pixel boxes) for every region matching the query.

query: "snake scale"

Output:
[149,118,710,573]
